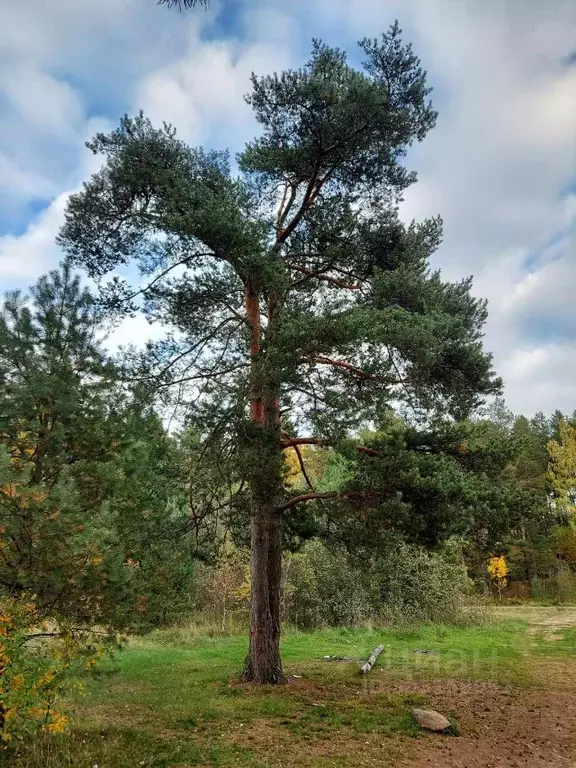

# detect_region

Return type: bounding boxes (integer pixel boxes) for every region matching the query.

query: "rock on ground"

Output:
[411,708,451,732]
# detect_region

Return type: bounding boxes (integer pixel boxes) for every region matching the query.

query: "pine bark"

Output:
[242,284,286,683]
[243,484,285,683]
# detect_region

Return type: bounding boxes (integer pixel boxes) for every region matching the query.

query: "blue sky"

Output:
[0,0,575,415]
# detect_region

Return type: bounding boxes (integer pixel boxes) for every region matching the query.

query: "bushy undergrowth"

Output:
[375,542,479,625]
[283,539,479,628]
[530,563,576,603]
[282,540,376,629]
[0,595,114,746]
[187,537,481,632]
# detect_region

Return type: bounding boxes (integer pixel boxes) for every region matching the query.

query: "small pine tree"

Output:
[547,420,576,516]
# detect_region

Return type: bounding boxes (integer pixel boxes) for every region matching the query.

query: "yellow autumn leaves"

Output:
[0,597,103,744]
[487,555,509,598]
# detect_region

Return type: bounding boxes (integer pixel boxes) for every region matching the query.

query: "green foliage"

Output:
[547,419,576,515]
[328,415,541,555]
[280,538,476,629]
[58,28,500,502]
[374,542,476,625]
[530,564,576,603]
[0,265,197,631]
[282,540,375,629]
[0,264,126,621]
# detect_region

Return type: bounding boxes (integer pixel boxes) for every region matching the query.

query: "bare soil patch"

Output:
[392,678,576,767]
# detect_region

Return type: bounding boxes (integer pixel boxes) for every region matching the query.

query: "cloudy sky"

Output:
[0,0,575,416]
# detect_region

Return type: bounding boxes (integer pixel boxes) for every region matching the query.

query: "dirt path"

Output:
[403,607,576,768]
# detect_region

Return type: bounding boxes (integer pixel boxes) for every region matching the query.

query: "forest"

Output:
[1,9,575,768]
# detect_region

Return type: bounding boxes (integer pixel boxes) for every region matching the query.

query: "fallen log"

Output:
[360,644,383,674]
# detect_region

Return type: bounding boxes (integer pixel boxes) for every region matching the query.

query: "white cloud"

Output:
[0,194,68,284]
[136,24,292,148]
[0,153,56,200]
[2,65,84,139]
[500,343,576,416]
[102,313,168,352]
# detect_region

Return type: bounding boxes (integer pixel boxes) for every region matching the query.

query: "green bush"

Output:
[282,540,374,629]
[375,542,477,625]
[280,538,478,629]
[555,563,576,602]
[531,563,576,603]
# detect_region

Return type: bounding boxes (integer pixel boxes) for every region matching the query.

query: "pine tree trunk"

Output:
[242,385,285,683]
[243,495,285,683]
[242,285,285,683]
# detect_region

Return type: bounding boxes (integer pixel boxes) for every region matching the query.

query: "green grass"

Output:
[5,619,539,768]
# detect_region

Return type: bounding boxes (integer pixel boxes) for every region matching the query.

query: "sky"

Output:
[0,0,575,416]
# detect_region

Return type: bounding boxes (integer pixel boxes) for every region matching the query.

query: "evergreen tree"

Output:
[58,28,500,682]
[510,415,550,494]
[110,410,198,629]
[550,409,567,442]
[329,416,538,557]
[0,262,123,618]
[547,419,576,515]
[0,265,196,628]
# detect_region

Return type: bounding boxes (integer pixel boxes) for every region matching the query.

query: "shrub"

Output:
[375,542,477,625]
[193,542,250,632]
[282,540,374,629]
[0,594,113,746]
[188,538,480,631]
[281,538,478,628]
[555,563,576,602]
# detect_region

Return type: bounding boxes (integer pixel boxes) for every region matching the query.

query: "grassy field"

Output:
[7,608,576,768]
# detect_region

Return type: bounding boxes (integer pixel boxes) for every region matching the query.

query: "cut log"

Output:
[360,644,383,674]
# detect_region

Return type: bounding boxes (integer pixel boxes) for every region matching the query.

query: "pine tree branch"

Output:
[118,252,215,305]
[154,363,248,388]
[157,0,208,9]
[277,156,323,245]
[356,446,381,457]
[150,318,239,382]
[281,437,329,449]
[277,487,383,512]
[287,263,362,290]
[305,356,400,385]
[281,436,382,457]
[276,182,297,234]
[292,443,315,491]
[277,492,338,512]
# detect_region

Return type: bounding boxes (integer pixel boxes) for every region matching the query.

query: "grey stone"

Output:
[411,708,451,732]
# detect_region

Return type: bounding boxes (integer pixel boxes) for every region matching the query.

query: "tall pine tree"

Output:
[58,27,500,682]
